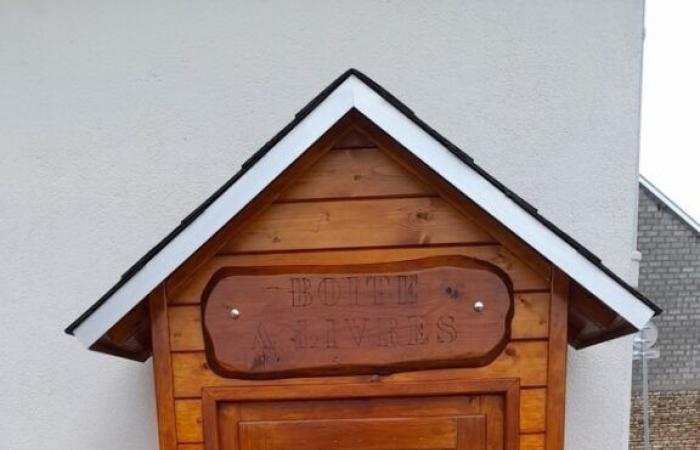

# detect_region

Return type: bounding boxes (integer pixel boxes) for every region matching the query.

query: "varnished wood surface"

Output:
[146,112,570,450]
[171,340,548,398]
[512,292,549,339]
[279,147,434,201]
[520,388,546,433]
[520,434,545,450]
[363,115,551,282]
[163,113,368,315]
[238,416,484,450]
[204,379,518,450]
[168,245,549,305]
[221,196,497,253]
[546,269,569,450]
[178,445,205,450]
[175,400,203,443]
[202,256,513,378]
[150,286,177,450]
[173,385,544,447]
[168,291,548,352]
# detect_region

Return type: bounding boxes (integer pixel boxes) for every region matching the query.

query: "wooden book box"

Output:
[66,70,660,450]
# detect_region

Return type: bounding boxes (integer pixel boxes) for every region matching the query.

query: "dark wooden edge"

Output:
[201,377,521,450]
[199,254,515,380]
[568,281,639,348]
[149,285,177,450]
[571,317,637,349]
[88,301,151,361]
[546,269,569,450]
[89,336,150,361]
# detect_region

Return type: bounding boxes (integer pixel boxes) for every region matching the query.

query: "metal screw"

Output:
[473,301,485,312]
[229,308,241,320]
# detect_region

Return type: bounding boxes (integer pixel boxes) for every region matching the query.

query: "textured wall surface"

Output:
[0,1,645,449]
[630,391,700,450]
[629,185,700,449]
[633,185,700,391]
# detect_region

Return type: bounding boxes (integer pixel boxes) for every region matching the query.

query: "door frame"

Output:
[202,378,520,450]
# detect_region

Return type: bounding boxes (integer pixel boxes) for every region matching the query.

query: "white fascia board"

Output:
[74,75,654,347]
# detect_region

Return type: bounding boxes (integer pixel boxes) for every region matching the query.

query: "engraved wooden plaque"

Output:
[202,255,513,379]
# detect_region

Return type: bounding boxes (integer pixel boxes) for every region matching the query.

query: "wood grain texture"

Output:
[481,395,504,450]
[163,112,367,308]
[168,245,548,305]
[178,445,204,450]
[519,434,545,450]
[202,256,513,378]
[235,395,482,421]
[173,396,518,448]
[164,111,551,311]
[546,269,569,450]
[175,399,203,443]
[150,286,177,450]
[279,147,434,200]
[511,292,550,340]
[153,112,568,450]
[169,306,203,351]
[238,417,480,450]
[205,379,518,450]
[168,290,547,353]
[171,341,547,398]
[519,388,546,433]
[361,115,552,282]
[220,197,497,253]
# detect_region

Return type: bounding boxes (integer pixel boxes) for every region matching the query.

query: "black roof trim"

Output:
[66,68,660,336]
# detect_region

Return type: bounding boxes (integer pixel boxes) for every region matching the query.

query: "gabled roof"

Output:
[66,69,660,351]
[640,175,700,235]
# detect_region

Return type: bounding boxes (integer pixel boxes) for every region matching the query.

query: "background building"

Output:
[630,177,700,449]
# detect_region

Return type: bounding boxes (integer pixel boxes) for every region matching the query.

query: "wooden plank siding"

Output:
[219,196,497,253]
[167,247,549,305]
[170,341,548,398]
[151,118,566,450]
[278,147,434,200]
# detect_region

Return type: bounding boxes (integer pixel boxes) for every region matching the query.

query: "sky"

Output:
[639,1,700,222]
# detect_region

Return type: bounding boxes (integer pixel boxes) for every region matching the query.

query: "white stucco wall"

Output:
[0,1,645,449]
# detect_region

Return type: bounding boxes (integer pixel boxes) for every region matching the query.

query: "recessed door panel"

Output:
[238,416,485,450]
[205,380,517,450]
[218,396,501,450]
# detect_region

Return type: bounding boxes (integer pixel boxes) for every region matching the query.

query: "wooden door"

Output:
[203,380,519,450]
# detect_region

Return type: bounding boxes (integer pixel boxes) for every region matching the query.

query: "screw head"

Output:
[473,301,485,312]
[229,308,241,319]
